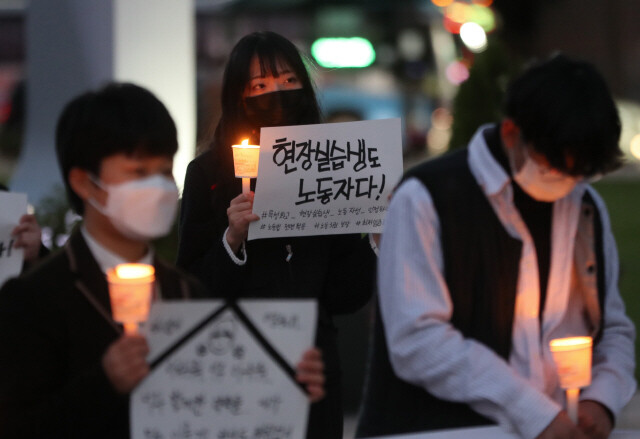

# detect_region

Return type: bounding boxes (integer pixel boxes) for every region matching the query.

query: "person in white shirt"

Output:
[357,54,635,439]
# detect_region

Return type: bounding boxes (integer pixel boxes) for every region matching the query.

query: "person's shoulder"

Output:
[403,148,469,183]
[189,149,214,171]
[0,248,71,306]
[583,184,607,209]
[185,149,219,185]
[16,247,70,285]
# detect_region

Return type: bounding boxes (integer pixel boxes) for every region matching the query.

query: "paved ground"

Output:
[344,392,640,438]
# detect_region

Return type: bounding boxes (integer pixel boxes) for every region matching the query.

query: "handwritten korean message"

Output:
[249,118,402,240]
[0,191,27,287]
[131,300,317,439]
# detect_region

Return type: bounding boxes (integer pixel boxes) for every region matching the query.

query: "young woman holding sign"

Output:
[177,31,376,438]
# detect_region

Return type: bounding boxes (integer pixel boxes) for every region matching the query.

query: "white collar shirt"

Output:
[80,225,154,273]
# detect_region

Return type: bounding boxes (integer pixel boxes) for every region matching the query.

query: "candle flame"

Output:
[549,336,592,351]
[115,263,155,280]
[233,138,259,149]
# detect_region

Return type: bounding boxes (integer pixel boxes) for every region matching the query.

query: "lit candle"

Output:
[549,336,593,423]
[106,263,155,334]
[231,138,260,194]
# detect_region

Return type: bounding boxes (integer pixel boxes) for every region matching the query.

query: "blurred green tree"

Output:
[449,38,521,150]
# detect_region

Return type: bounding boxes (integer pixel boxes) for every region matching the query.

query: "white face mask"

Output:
[509,146,579,202]
[90,174,179,241]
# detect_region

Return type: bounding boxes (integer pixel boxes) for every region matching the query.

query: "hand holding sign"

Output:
[102,333,150,394]
[226,192,260,253]
[295,347,325,403]
[0,191,28,287]
[12,214,42,262]
[249,118,403,240]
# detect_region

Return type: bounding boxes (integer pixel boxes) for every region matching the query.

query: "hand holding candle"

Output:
[549,336,593,424]
[107,263,155,334]
[231,138,260,194]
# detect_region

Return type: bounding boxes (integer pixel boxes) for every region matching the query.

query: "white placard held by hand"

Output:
[131,299,318,439]
[249,118,403,240]
[0,191,27,287]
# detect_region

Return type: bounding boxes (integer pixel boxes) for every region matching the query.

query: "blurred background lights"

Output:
[442,1,496,34]
[398,29,426,61]
[631,134,640,161]
[431,0,454,6]
[311,37,376,68]
[431,107,454,130]
[427,107,454,155]
[460,22,488,52]
[469,5,496,31]
[445,60,469,84]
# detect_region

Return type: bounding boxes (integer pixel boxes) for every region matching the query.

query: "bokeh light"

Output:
[472,0,493,6]
[311,37,376,68]
[460,22,488,52]
[445,60,469,84]
[443,2,496,33]
[428,107,454,155]
[431,0,454,6]
[443,15,463,34]
[630,134,640,161]
[397,29,426,61]
[431,107,454,130]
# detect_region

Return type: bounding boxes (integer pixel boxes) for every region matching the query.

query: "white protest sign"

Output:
[249,118,403,240]
[131,299,318,439]
[0,191,27,286]
[361,426,640,439]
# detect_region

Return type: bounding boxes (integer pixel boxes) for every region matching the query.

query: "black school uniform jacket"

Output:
[177,149,376,439]
[0,229,207,439]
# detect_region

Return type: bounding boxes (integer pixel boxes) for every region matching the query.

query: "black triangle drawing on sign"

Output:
[148,301,308,396]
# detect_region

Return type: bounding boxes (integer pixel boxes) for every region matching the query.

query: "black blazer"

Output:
[177,149,377,439]
[0,229,207,438]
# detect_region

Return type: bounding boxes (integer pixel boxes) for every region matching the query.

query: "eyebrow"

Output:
[250,69,293,80]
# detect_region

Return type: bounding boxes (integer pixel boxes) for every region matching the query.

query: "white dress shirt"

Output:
[81,225,154,273]
[378,126,636,439]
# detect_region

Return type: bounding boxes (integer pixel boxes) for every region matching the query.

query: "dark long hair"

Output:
[210,31,322,209]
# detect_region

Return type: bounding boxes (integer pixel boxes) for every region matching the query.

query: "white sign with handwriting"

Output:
[131,299,318,439]
[249,118,403,240]
[0,191,27,287]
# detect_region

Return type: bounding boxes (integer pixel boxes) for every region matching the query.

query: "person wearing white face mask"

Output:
[0,83,205,439]
[507,136,581,202]
[358,54,635,439]
[0,82,328,439]
[88,173,180,241]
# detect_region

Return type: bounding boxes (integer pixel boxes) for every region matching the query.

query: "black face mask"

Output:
[243,89,309,128]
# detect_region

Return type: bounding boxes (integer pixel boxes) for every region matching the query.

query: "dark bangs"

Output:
[252,34,314,92]
[506,55,623,177]
[220,31,320,128]
[85,83,177,162]
[56,83,177,213]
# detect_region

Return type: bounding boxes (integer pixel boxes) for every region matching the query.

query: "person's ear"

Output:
[500,118,521,150]
[68,167,94,203]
